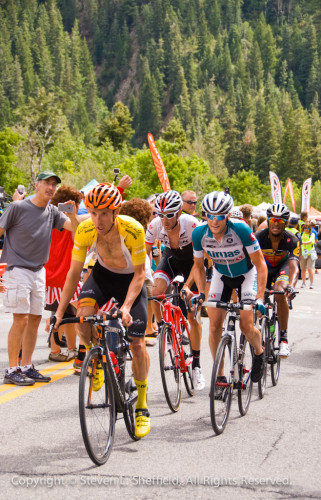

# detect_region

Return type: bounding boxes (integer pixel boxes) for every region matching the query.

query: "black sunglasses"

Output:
[184,200,197,205]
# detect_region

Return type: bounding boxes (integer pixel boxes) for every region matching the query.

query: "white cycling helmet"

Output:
[266,203,290,221]
[230,208,243,219]
[155,190,183,213]
[202,191,234,215]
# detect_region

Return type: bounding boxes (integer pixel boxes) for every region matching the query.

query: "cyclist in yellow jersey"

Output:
[54,183,151,438]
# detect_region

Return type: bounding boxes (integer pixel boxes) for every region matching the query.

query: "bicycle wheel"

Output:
[237,333,253,415]
[159,324,181,412]
[209,335,232,435]
[122,352,140,441]
[79,347,116,466]
[181,323,194,397]
[258,318,268,399]
[271,316,281,386]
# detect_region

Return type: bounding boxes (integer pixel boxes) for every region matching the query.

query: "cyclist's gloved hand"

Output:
[286,285,296,299]
[255,298,265,315]
[191,292,205,306]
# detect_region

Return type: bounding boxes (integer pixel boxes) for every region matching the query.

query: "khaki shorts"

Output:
[300,256,315,270]
[3,267,46,315]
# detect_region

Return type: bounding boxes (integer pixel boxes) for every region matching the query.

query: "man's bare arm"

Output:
[250,249,268,300]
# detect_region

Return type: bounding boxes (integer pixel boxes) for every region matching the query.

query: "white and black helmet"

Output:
[266,203,290,221]
[155,190,183,213]
[230,208,243,219]
[202,191,234,215]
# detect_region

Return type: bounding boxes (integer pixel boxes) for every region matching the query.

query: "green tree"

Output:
[223,170,270,205]
[0,128,25,191]
[14,87,69,185]
[161,118,187,152]
[97,102,134,150]
[277,105,313,184]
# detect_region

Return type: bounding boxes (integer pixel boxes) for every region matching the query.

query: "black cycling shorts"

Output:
[267,261,289,289]
[78,261,148,338]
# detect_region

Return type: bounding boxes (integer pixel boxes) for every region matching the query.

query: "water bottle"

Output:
[110,351,120,376]
[106,319,120,354]
[270,323,275,341]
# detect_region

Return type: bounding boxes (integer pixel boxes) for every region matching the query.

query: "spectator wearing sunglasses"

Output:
[191,191,268,386]
[145,190,205,390]
[255,203,300,358]
[181,190,198,217]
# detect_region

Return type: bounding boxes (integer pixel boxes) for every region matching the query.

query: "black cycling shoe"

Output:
[22,365,51,383]
[251,353,264,382]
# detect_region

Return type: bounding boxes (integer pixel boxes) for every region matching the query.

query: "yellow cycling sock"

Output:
[134,378,148,409]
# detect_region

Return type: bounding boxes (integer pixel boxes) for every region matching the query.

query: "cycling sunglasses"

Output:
[185,200,198,205]
[206,213,228,221]
[158,211,178,220]
[268,217,287,224]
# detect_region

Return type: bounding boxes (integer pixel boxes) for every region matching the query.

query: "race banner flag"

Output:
[147,133,171,192]
[269,171,282,204]
[301,178,312,213]
[283,178,296,213]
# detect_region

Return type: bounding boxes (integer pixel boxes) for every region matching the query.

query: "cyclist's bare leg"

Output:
[76,305,97,346]
[239,309,263,356]
[187,311,202,350]
[274,281,288,331]
[151,277,168,324]
[131,337,150,381]
[208,308,226,376]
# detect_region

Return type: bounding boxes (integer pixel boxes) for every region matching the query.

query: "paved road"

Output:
[0,277,321,500]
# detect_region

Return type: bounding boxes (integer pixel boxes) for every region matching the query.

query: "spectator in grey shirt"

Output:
[0,171,81,386]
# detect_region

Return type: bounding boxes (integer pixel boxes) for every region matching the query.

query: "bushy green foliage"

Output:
[0,0,321,211]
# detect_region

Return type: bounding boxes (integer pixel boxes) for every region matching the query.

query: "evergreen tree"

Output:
[97,101,134,150]
[255,105,280,182]
[278,105,313,183]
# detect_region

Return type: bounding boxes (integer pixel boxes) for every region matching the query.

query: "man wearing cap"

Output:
[0,171,80,386]
[287,217,300,237]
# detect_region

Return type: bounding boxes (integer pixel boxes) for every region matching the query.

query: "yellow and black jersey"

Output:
[72,215,146,268]
[255,228,300,268]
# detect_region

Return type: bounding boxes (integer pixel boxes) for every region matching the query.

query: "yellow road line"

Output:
[0,362,75,405]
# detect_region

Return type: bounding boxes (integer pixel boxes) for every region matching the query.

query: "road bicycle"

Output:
[149,277,194,412]
[204,300,254,435]
[257,290,284,398]
[49,311,138,466]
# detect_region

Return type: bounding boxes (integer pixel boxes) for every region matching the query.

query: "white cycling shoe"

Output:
[192,367,205,390]
[279,341,290,358]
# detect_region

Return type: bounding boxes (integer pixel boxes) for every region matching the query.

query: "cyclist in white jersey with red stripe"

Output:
[145,190,205,390]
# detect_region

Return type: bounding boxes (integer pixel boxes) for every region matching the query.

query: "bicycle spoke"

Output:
[79,348,116,465]
[238,334,253,415]
[159,324,181,412]
[210,336,232,435]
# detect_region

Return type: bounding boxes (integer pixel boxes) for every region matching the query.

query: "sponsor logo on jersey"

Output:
[208,249,241,259]
[227,237,234,243]
[250,232,256,241]
[280,270,286,274]
[209,293,217,299]
[293,244,300,257]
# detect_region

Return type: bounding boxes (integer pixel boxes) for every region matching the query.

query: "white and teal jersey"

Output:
[192,219,260,278]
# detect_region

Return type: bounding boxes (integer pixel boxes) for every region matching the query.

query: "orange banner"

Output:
[283,178,296,213]
[147,133,171,192]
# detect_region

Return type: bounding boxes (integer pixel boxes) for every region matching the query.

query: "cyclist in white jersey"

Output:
[191,191,267,384]
[145,190,205,390]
